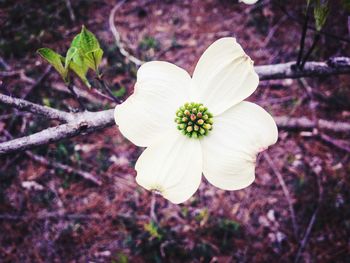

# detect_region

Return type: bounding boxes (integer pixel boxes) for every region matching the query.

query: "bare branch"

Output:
[0,109,114,155]
[256,57,350,80]
[0,57,349,155]
[0,93,73,122]
[1,105,349,155]
[275,116,350,133]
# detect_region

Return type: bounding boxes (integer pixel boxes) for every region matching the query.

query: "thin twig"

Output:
[52,82,113,104]
[26,151,102,186]
[0,69,35,84]
[64,0,76,23]
[0,56,11,71]
[296,3,311,66]
[275,0,350,44]
[263,152,299,239]
[294,161,323,263]
[22,65,52,99]
[300,34,321,69]
[318,133,350,153]
[263,15,288,46]
[96,78,122,103]
[109,0,144,66]
[2,131,102,185]
[0,213,102,221]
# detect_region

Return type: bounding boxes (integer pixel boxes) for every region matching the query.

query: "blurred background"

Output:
[0,0,349,262]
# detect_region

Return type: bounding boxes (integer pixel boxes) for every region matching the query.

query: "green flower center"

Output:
[174,102,213,139]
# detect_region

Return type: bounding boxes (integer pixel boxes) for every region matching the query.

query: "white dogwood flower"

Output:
[114,38,278,204]
[240,0,259,4]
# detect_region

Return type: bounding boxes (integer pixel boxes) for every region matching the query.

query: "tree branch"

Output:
[1,111,348,156]
[0,110,114,155]
[256,57,350,80]
[0,94,73,122]
[275,116,350,133]
[1,57,350,155]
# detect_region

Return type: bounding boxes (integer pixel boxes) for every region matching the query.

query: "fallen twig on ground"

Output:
[64,0,76,23]
[263,152,299,239]
[0,213,102,221]
[318,133,350,153]
[26,151,102,186]
[1,131,102,185]
[109,1,144,66]
[294,160,323,263]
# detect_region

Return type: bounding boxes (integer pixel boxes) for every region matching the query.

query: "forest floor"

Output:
[0,0,350,262]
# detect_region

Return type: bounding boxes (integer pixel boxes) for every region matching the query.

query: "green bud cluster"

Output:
[175,102,213,139]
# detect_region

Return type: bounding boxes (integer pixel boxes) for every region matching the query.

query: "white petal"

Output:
[135,130,202,204]
[115,61,191,147]
[191,38,258,115]
[201,101,278,190]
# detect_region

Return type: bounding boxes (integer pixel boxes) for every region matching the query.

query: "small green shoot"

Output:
[37,25,103,88]
[314,0,329,31]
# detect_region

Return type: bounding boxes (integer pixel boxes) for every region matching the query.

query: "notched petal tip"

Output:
[134,132,202,204]
[191,36,259,115]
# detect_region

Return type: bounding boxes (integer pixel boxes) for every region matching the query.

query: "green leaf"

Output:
[72,26,103,72]
[60,54,90,88]
[85,48,103,72]
[65,47,77,70]
[314,0,329,31]
[37,48,67,82]
[71,33,81,49]
[70,61,91,88]
[80,25,100,54]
